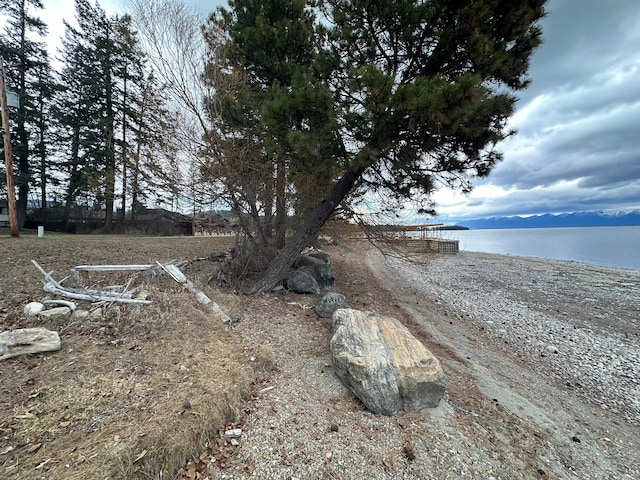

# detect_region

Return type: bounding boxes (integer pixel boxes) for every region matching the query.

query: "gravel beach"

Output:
[383,250,640,426]
[209,245,640,480]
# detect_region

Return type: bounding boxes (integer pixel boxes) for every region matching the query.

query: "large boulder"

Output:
[315,292,350,318]
[294,253,334,289]
[286,270,321,295]
[330,309,446,416]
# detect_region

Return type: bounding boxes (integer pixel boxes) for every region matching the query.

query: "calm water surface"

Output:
[445,226,640,271]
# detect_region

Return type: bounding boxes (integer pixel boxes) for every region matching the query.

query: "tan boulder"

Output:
[0,328,61,360]
[331,308,446,416]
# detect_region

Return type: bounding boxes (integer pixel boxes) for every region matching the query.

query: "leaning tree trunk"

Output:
[251,166,365,294]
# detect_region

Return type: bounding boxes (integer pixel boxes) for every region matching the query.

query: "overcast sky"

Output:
[433,0,640,221]
[40,0,640,221]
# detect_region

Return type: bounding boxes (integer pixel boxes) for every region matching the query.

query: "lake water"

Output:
[441,226,640,271]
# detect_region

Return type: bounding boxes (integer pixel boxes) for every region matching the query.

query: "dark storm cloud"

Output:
[437,0,640,219]
[520,0,640,100]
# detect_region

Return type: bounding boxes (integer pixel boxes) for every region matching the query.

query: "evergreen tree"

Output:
[127,72,180,220]
[0,0,50,227]
[205,0,547,292]
[204,0,338,275]
[52,0,181,229]
[53,5,104,227]
[115,14,144,223]
[30,56,56,210]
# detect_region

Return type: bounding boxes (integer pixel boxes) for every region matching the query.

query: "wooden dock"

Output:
[391,237,459,254]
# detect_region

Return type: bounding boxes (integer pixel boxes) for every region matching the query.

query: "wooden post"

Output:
[0,60,19,237]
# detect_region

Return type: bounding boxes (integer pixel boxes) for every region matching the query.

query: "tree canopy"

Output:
[203,0,547,292]
[1,0,184,230]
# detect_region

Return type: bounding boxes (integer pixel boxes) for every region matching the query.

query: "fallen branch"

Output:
[32,260,152,305]
[41,299,77,310]
[42,281,152,305]
[157,262,232,323]
[73,264,154,271]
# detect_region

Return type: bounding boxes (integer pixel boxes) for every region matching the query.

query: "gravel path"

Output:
[205,246,640,480]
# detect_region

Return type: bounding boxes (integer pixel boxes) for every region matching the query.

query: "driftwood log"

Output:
[157,262,232,323]
[0,328,61,360]
[31,260,152,305]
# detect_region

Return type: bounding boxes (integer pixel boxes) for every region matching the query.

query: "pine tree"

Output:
[30,56,55,211]
[206,0,547,292]
[0,0,50,227]
[127,72,180,220]
[204,0,338,276]
[53,7,102,227]
[51,0,181,230]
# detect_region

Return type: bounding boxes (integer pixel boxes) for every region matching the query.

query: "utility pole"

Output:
[0,59,19,237]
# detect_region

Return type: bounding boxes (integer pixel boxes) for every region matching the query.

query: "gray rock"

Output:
[38,307,72,323]
[315,292,350,318]
[24,302,45,316]
[302,264,334,289]
[309,252,331,264]
[293,255,325,269]
[294,254,335,289]
[286,270,321,295]
[71,309,90,321]
[0,328,61,360]
[331,308,446,416]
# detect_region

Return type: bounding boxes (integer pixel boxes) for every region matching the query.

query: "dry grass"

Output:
[0,230,266,479]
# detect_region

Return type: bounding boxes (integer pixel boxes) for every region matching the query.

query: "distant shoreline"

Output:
[449,210,640,230]
[445,225,640,271]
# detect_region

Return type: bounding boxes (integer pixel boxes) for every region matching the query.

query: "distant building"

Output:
[0,200,9,226]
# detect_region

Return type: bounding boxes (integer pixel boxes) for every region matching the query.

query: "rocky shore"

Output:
[382,250,640,427]
[210,246,639,480]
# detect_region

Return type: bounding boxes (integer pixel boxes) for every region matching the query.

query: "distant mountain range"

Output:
[452,210,640,229]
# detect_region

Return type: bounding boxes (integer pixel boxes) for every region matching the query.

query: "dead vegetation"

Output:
[0,230,271,479]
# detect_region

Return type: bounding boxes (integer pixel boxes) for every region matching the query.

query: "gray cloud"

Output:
[441,0,640,219]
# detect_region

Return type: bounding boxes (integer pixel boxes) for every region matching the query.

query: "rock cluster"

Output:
[284,251,447,415]
[285,252,334,294]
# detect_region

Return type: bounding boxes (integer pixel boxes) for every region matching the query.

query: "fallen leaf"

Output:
[59,421,71,428]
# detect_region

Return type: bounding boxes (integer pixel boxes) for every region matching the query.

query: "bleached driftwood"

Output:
[41,299,77,310]
[32,260,152,305]
[41,281,152,305]
[73,265,154,271]
[157,262,232,323]
[0,328,61,360]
